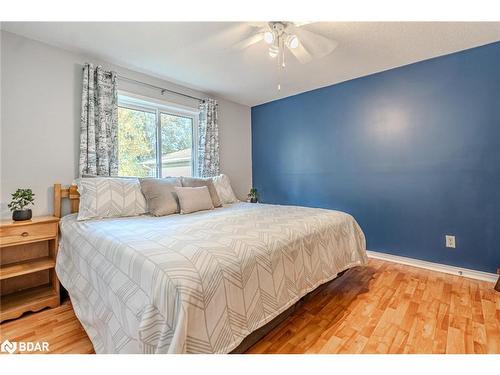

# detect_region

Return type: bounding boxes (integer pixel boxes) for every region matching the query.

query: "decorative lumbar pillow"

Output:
[175,186,214,214]
[76,177,147,221]
[139,177,181,216]
[212,174,238,204]
[180,177,222,208]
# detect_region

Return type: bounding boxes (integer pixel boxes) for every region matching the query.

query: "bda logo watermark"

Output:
[1,339,49,354]
[1,339,17,354]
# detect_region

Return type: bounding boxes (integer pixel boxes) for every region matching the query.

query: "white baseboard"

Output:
[366,250,498,283]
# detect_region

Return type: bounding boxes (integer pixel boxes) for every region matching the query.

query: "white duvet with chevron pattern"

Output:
[56,202,367,353]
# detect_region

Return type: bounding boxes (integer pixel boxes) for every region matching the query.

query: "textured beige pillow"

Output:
[212,174,238,204]
[139,177,181,216]
[180,177,222,207]
[175,186,214,214]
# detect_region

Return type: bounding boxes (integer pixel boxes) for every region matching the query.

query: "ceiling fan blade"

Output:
[293,27,338,59]
[232,31,265,50]
[246,21,268,28]
[292,21,314,27]
[289,42,313,64]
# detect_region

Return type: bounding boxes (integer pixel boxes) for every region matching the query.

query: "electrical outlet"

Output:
[445,235,456,249]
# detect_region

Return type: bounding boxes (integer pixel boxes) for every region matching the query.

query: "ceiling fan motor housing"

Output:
[268,22,289,43]
[269,22,287,34]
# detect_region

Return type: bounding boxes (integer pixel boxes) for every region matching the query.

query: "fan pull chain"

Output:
[277,56,281,91]
[281,37,286,68]
[277,36,281,91]
[277,36,286,91]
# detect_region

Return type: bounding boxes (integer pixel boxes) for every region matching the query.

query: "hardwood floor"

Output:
[1,259,498,354]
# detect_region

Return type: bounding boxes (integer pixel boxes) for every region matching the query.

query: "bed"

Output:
[53,183,368,354]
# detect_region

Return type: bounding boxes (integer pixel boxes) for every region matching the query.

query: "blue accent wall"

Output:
[251,42,500,273]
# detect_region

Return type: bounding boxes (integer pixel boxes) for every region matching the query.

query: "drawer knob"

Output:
[21,231,29,237]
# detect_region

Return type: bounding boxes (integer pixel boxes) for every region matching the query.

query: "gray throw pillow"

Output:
[180,177,222,208]
[140,177,182,216]
[212,174,238,204]
[175,186,214,214]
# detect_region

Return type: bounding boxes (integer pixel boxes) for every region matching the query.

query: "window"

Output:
[117,94,198,178]
[117,106,156,177]
[160,113,193,177]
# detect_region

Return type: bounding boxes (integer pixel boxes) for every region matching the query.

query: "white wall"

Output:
[0,31,252,218]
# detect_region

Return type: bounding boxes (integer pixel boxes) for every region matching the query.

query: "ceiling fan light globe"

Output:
[268,45,279,58]
[264,31,275,45]
[287,35,299,49]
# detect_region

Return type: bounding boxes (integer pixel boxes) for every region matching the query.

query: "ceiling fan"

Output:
[233,22,338,90]
[234,22,338,64]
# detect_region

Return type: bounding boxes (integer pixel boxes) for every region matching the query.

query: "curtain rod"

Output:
[116,75,203,102]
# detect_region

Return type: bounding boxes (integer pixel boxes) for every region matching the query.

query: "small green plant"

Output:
[8,189,35,211]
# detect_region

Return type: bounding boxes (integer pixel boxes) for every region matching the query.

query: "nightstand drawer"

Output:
[0,222,58,247]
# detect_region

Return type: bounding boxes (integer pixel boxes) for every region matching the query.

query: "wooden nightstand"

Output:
[0,216,60,322]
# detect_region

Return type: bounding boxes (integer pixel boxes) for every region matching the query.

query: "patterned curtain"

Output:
[197,98,220,177]
[79,63,118,177]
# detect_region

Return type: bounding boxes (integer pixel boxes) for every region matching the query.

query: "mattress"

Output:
[55,202,368,353]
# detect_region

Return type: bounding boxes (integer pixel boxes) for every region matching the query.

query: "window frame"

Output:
[117,91,200,178]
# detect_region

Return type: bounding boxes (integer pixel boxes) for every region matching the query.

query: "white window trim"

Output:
[117,91,200,178]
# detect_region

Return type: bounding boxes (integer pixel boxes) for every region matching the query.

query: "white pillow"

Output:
[76,177,147,220]
[175,186,214,214]
[212,174,238,204]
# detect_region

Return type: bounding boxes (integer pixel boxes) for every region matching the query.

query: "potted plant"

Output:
[247,187,258,203]
[8,188,35,221]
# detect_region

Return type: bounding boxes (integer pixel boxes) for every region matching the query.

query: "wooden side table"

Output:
[0,216,60,322]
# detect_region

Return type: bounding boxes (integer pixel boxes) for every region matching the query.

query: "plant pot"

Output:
[250,197,258,203]
[12,209,32,221]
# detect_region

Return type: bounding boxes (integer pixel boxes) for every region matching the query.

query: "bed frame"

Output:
[53,183,80,218]
[52,182,348,353]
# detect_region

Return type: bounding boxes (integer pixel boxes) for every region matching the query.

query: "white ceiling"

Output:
[2,22,500,106]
